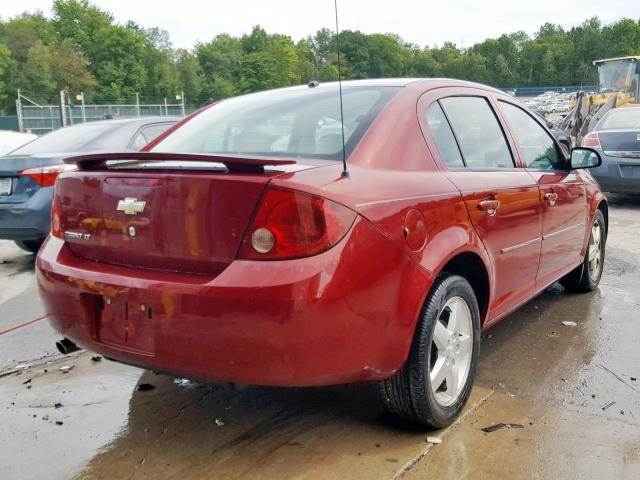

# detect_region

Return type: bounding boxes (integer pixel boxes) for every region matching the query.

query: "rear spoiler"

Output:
[64,152,296,173]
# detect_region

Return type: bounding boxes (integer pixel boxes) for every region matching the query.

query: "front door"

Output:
[497,100,587,287]
[424,93,542,323]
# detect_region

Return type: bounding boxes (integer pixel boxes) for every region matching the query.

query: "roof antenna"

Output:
[334,0,349,178]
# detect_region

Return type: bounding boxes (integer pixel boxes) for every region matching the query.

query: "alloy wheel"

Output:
[588,220,603,282]
[430,296,474,407]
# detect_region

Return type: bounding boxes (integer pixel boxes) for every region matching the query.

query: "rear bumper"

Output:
[591,155,640,193]
[36,218,429,386]
[0,187,52,240]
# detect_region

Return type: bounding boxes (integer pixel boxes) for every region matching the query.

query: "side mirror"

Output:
[570,147,601,169]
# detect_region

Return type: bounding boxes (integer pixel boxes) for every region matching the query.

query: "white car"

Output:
[0,131,37,156]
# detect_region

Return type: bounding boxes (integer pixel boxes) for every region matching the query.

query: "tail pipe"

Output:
[56,338,81,355]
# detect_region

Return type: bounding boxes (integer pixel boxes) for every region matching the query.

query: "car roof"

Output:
[253,78,506,96]
[75,116,181,127]
[593,56,640,65]
[4,117,180,158]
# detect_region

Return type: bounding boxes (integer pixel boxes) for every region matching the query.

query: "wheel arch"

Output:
[597,199,609,237]
[437,251,491,327]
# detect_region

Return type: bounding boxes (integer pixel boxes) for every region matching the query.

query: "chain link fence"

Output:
[16,91,192,134]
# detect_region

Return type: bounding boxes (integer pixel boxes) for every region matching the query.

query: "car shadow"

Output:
[80,369,439,479]
[605,193,640,209]
[0,243,36,276]
[74,277,609,480]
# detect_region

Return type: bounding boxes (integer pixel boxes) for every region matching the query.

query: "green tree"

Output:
[24,38,96,93]
[0,44,15,105]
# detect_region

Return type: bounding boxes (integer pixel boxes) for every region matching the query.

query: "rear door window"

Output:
[439,97,514,169]
[499,101,563,170]
[427,102,464,167]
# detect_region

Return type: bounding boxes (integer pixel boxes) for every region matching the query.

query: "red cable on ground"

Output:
[0,313,51,335]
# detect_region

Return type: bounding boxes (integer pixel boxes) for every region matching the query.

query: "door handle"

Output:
[544,192,558,206]
[477,199,500,215]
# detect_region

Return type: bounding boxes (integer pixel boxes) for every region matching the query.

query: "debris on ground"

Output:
[215,418,225,426]
[561,321,577,327]
[136,383,155,392]
[482,423,525,433]
[54,403,63,409]
[22,378,31,385]
[426,436,442,444]
[601,401,616,411]
[42,415,49,421]
[598,364,640,392]
[173,378,204,390]
[631,377,637,382]
[91,356,102,362]
[59,365,74,374]
[15,364,31,370]
[55,421,63,426]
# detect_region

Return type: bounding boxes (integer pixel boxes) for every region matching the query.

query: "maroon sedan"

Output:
[36,79,607,427]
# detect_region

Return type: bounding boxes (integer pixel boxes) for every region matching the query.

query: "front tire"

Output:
[560,209,606,292]
[379,274,481,428]
[14,239,44,254]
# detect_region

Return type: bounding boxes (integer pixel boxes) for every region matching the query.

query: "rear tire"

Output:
[14,239,44,254]
[560,209,606,292]
[379,274,481,428]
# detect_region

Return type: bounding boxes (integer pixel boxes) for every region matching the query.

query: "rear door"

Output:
[422,89,542,322]
[497,99,587,287]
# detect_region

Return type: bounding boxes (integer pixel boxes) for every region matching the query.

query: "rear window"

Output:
[7,122,117,156]
[151,86,400,161]
[439,97,514,169]
[599,109,640,130]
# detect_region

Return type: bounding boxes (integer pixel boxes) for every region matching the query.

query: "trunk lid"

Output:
[598,130,640,157]
[0,155,59,204]
[56,154,319,275]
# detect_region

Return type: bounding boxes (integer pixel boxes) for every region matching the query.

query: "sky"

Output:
[3,0,640,49]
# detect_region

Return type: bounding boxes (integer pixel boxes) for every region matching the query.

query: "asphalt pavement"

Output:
[0,195,639,480]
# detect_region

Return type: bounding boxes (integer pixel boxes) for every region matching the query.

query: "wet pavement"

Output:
[1,195,639,479]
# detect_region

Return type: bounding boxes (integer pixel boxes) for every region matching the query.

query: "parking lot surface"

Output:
[1,196,639,480]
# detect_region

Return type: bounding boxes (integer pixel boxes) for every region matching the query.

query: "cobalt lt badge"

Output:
[128,226,136,237]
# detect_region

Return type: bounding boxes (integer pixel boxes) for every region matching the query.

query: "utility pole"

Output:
[180,91,185,117]
[135,93,141,117]
[16,89,23,132]
[67,91,74,126]
[59,90,68,128]
[164,97,168,116]
[77,92,86,123]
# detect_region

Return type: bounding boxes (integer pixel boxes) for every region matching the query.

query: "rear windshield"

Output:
[151,86,400,161]
[7,122,118,156]
[599,109,640,130]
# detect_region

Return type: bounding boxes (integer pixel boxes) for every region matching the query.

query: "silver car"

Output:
[585,107,640,193]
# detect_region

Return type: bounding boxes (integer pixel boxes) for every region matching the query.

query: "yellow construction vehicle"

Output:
[562,56,640,145]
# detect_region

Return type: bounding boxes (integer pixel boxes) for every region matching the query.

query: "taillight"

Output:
[20,164,77,187]
[51,193,62,239]
[238,188,357,260]
[582,133,601,149]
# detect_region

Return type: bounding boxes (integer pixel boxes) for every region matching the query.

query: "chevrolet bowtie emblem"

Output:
[117,197,146,215]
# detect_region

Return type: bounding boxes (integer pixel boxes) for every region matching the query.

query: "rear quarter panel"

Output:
[269,83,494,365]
